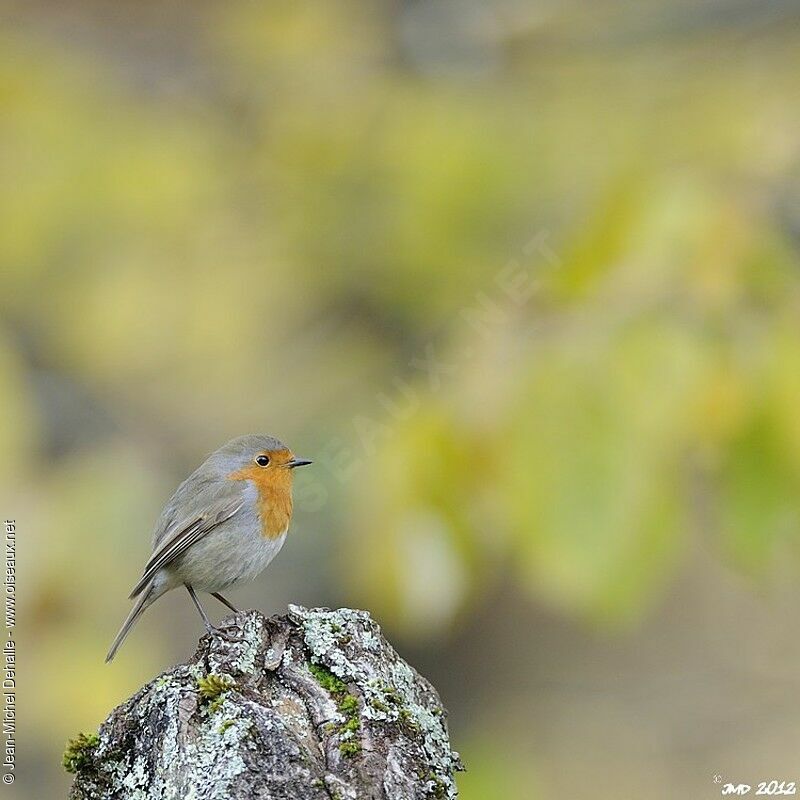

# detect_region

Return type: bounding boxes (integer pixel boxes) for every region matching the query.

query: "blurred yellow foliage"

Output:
[2,2,800,798]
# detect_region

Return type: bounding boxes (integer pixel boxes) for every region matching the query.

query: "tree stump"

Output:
[67,606,463,799]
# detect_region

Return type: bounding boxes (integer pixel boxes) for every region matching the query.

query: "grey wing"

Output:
[128,488,244,599]
[151,466,220,550]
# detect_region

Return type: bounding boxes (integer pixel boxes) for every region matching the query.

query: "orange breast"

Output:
[228,464,293,540]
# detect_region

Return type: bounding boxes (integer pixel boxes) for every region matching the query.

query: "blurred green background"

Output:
[4,0,800,797]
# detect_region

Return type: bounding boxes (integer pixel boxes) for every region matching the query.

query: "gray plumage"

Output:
[106,435,306,662]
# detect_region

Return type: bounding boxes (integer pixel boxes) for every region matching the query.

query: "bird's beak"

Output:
[286,457,313,469]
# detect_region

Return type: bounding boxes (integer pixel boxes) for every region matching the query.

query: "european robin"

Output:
[106,434,312,662]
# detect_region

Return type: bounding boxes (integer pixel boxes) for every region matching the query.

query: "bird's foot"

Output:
[204,622,242,644]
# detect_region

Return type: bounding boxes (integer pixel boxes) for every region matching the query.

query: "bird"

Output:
[105,434,312,662]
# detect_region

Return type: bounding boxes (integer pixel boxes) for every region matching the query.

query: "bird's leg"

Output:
[210,592,239,614]
[185,585,240,641]
[186,584,216,634]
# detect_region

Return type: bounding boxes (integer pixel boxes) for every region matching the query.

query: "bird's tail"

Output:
[105,582,162,662]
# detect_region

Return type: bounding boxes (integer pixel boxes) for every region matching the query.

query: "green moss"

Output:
[399,707,420,731]
[378,682,402,706]
[197,673,235,699]
[218,719,235,735]
[62,731,99,774]
[341,716,360,734]
[308,663,347,694]
[426,772,447,798]
[338,740,362,758]
[197,673,235,714]
[308,661,362,758]
[339,694,358,715]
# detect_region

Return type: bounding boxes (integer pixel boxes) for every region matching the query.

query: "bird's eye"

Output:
[255,455,270,467]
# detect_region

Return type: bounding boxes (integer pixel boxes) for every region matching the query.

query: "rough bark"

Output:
[68,606,463,799]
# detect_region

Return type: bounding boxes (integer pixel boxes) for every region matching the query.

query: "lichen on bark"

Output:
[68,607,463,799]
